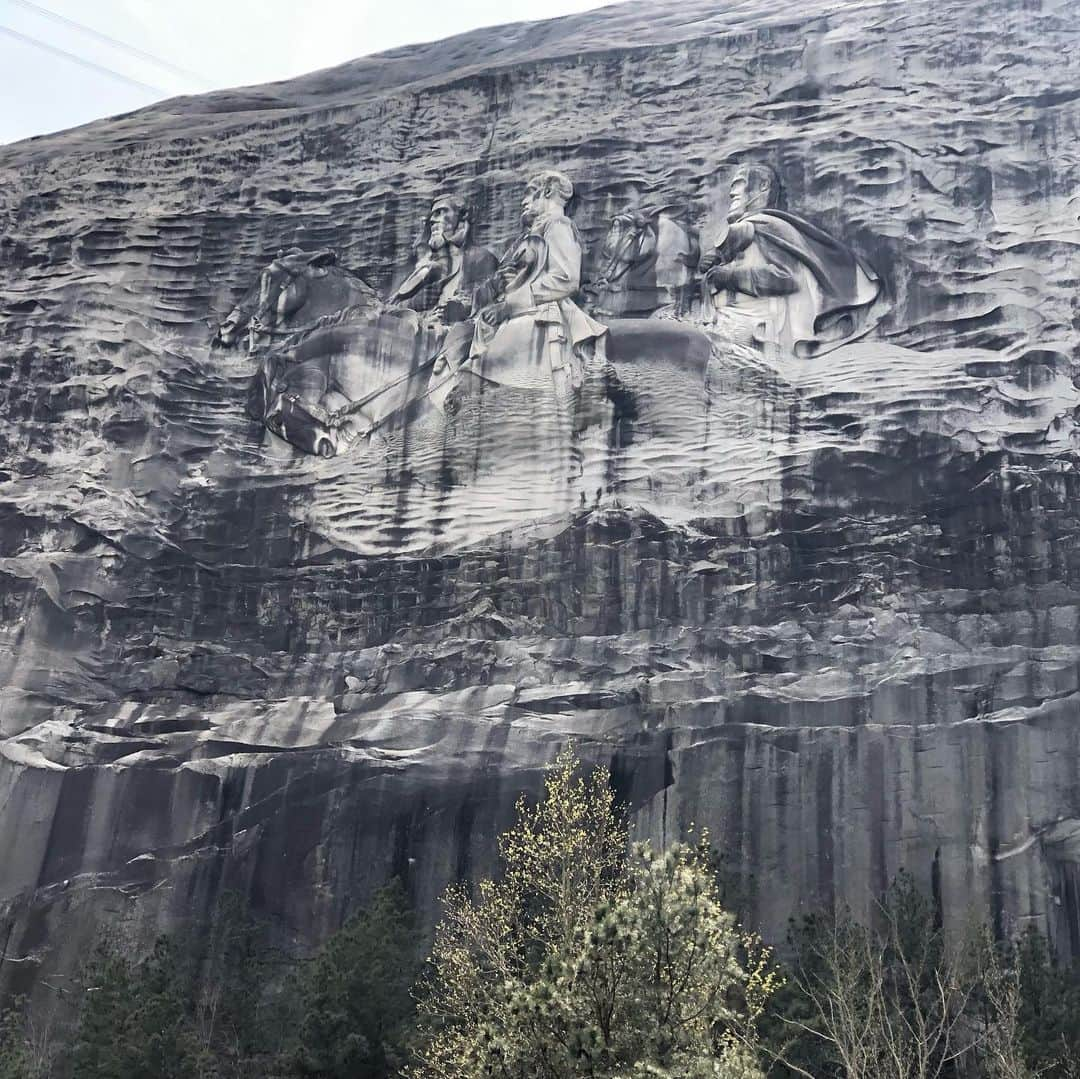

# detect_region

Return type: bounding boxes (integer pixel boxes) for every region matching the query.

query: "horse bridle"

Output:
[595,214,655,287]
[242,261,327,349]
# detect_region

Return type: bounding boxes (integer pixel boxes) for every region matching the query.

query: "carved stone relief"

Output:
[215,247,379,352]
[4,0,1080,1017]
[215,162,890,473]
[388,195,499,326]
[587,200,701,318]
[700,164,885,357]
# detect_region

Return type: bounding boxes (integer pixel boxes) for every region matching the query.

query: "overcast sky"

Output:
[0,0,625,145]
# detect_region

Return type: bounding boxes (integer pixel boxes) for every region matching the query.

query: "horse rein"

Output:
[595,216,654,288]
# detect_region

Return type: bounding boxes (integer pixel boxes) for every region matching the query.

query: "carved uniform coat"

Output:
[471,212,607,396]
[707,209,882,358]
[396,243,500,324]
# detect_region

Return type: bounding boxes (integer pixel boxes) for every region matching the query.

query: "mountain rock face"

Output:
[2,0,1080,1012]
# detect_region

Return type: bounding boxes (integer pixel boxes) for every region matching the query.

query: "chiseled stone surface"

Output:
[2,0,1080,1011]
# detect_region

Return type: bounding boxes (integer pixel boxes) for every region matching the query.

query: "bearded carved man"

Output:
[464,169,607,401]
[702,163,884,358]
[389,195,498,326]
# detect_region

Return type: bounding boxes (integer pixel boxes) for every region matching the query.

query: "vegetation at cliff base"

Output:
[61,882,420,1079]
[5,749,1080,1078]
[288,878,417,1078]
[409,746,778,1078]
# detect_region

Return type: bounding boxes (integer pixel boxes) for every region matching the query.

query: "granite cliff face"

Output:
[2,0,1080,1013]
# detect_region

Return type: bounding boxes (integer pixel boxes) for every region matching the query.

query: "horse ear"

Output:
[307,249,338,269]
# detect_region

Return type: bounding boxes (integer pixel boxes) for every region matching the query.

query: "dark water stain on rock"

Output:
[2,0,1080,1027]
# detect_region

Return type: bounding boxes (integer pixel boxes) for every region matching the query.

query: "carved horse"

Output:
[252,312,446,458]
[225,245,717,461]
[587,202,701,318]
[214,247,380,350]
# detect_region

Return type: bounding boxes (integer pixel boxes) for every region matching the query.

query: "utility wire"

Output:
[6,0,211,88]
[0,23,168,95]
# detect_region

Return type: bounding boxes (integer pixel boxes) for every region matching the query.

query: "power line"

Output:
[0,23,168,96]
[6,0,211,88]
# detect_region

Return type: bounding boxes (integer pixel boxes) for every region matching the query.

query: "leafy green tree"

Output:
[410,747,627,1078]
[495,841,776,1079]
[288,880,420,1078]
[410,747,777,1078]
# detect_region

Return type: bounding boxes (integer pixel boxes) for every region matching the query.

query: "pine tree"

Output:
[72,934,200,1078]
[70,942,143,1078]
[1013,927,1080,1077]
[289,880,420,1078]
[193,892,283,1076]
[0,997,37,1079]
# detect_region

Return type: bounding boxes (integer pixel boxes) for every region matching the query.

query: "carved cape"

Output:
[717,209,883,357]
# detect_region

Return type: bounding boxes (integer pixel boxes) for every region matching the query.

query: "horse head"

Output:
[595,207,659,290]
[214,248,342,348]
[589,201,700,317]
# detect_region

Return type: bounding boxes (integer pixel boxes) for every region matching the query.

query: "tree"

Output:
[771,873,981,1079]
[411,747,627,1079]
[70,936,200,1079]
[191,892,283,1077]
[518,841,776,1078]
[410,747,777,1078]
[288,880,420,1078]
[971,928,1038,1079]
[0,996,51,1079]
[69,942,142,1079]
[66,890,417,1079]
[1009,927,1080,1078]
[766,911,886,1079]
[69,901,277,1079]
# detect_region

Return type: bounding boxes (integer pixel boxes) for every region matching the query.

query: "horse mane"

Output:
[631,199,695,227]
[336,266,379,296]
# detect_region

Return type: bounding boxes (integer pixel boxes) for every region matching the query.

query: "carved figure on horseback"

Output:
[213,198,502,457]
[451,168,608,403]
[388,194,499,326]
[214,247,379,352]
[212,173,714,461]
[699,163,885,357]
[588,200,701,318]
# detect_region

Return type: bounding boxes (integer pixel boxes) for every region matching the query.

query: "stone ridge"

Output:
[0,0,977,161]
[0,0,1079,1022]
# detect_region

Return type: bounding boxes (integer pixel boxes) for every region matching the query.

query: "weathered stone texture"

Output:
[1,0,1079,1011]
